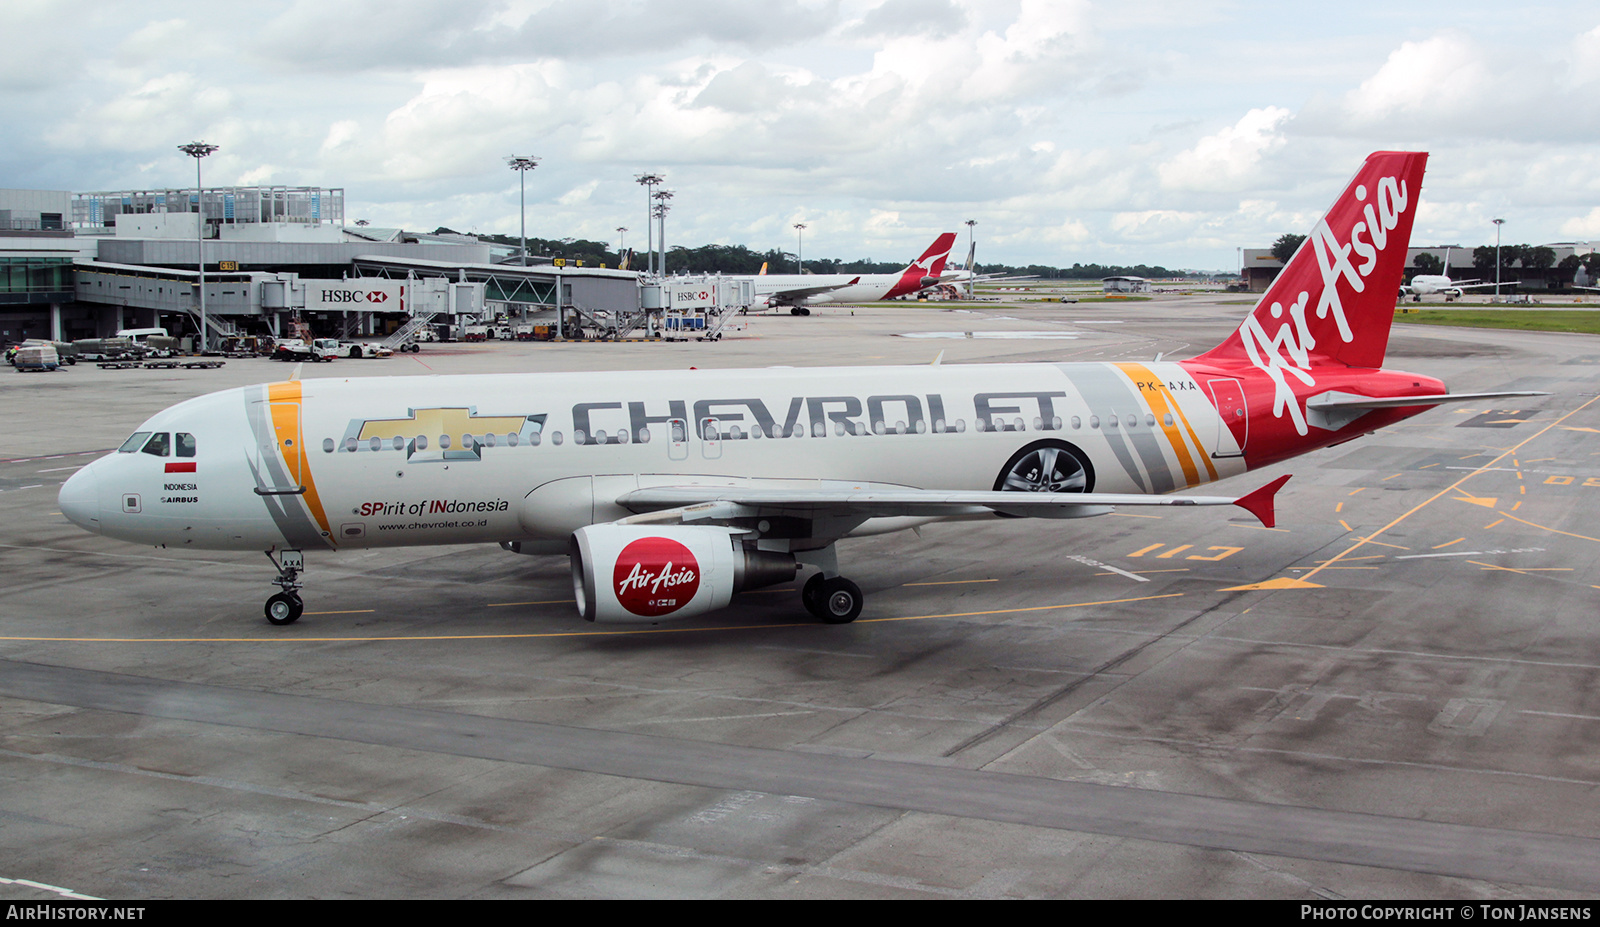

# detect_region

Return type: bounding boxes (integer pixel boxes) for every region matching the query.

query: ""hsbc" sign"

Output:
[307,281,406,311]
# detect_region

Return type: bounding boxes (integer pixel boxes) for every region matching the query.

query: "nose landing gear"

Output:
[264,549,305,625]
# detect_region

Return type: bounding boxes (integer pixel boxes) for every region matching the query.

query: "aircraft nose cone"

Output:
[58,465,101,534]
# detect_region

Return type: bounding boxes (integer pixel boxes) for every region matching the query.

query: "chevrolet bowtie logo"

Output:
[347,407,546,462]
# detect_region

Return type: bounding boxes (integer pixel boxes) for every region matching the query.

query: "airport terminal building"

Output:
[1,184,647,345]
[1241,243,1599,293]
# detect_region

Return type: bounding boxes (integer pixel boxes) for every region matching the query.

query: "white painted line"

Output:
[1069,555,1149,582]
[35,466,84,473]
[1395,547,1545,560]
[0,876,100,900]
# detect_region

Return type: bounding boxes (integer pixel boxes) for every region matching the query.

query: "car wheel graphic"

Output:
[993,440,1095,494]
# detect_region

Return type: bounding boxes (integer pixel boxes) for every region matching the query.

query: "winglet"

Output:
[1233,474,1291,528]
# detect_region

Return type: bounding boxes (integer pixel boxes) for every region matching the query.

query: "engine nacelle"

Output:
[570,525,798,623]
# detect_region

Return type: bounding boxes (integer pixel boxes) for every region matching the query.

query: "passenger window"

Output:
[119,432,152,453]
[176,433,196,457]
[141,433,170,457]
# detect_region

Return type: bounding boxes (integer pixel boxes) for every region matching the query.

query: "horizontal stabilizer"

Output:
[1306,390,1549,411]
[1231,474,1290,528]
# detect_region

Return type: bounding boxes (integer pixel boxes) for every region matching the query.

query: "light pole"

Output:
[653,189,674,276]
[506,156,540,266]
[615,227,627,266]
[793,223,807,275]
[964,219,977,298]
[1492,218,1505,299]
[635,173,663,275]
[179,141,218,353]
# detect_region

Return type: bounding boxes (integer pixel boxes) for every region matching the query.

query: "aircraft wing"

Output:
[614,475,1290,529]
[767,277,861,302]
[1447,281,1517,290]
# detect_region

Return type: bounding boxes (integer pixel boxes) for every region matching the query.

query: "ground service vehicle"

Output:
[273,338,340,362]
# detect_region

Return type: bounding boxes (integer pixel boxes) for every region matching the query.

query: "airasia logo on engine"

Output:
[613,537,700,616]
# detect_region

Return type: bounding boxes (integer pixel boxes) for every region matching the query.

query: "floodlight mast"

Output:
[506,156,540,266]
[653,189,674,276]
[178,141,218,352]
[1493,218,1505,298]
[793,222,807,275]
[635,173,664,275]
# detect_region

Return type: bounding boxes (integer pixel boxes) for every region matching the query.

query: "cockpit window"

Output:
[118,432,152,453]
[140,433,170,457]
[176,433,196,458]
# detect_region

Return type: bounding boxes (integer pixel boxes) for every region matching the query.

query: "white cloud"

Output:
[1561,207,1600,239]
[1342,34,1489,124]
[9,2,1600,270]
[1110,210,1203,241]
[1158,107,1291,192]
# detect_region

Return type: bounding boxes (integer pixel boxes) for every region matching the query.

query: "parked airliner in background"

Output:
[749,233,958,313]
[59,151,1542,627]
[1399,247,1511,301]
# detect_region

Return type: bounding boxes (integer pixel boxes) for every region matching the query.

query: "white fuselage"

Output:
[748,272,909,305]
[58,363,1246,553]
[1407,274,1461,296]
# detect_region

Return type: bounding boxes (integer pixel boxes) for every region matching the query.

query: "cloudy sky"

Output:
[6,0,1598,270]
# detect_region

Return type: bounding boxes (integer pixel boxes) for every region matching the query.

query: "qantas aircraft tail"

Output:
[1194,151,1428,371]
[917,232,958,278]
[885,232,959,298]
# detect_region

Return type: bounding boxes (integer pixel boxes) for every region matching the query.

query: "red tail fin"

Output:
[886,232,958,298]
[921,232,957,277]
[1197,151,1428,370]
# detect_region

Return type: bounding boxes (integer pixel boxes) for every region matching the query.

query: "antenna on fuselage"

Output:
[931,350,944,366]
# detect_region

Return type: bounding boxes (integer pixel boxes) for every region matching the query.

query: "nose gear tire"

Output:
[265,592,304,626]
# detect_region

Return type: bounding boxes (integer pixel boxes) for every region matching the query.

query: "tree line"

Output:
[1270,233,1600,283]
[444,229,1179,278]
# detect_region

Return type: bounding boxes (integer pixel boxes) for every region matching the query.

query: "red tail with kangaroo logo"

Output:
[885,232,958,299]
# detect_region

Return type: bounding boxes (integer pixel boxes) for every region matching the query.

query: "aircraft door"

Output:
[668,418,688,461]
[252,400,307,495]
[700,417,722,459]
[1206,378,1247,459]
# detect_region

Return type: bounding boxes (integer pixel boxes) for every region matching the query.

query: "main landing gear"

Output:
[800,572,863,624]
[264,549,305,625]
[789,306,811,316]
[794,546,862,623]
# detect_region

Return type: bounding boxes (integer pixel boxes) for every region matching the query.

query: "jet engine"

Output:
[570,525,798,622]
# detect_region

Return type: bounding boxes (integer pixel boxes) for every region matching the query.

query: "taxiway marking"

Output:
[1263,395,1600,588]
[1068,555,1148,582]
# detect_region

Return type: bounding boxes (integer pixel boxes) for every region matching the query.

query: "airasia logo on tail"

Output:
[1192,151,1428,439]
[613,537,700,616]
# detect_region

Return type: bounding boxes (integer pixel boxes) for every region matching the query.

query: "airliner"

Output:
[1399,247,1509,300]
[750,233,958,313]
[58,151,1541,627]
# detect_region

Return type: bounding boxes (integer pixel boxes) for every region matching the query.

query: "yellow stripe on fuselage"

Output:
[267,380,334,544]
[1114,363,1217,486]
